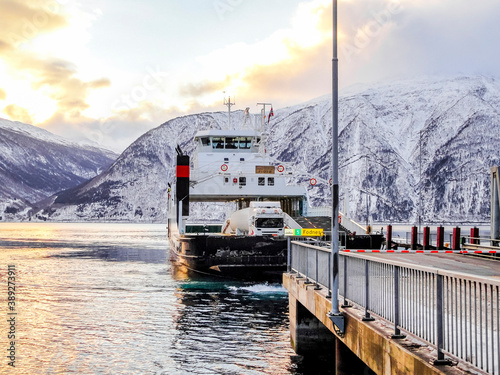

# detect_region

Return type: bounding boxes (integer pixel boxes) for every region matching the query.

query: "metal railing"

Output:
[289,241,500,374]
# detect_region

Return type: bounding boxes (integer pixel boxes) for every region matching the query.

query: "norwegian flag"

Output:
[268,107,274,123]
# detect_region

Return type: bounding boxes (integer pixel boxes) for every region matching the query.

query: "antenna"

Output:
[223,92,235,130]
[256,102,272,158]
[243,107,250,128]
[256,102,272,132]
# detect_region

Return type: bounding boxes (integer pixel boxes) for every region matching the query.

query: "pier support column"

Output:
[289,295,335,360]
[336,338,375,375]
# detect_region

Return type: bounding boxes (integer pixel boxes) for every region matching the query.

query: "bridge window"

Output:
[226,137,238,149]
[212,137,224,149]
[258,177,265,186]
[201,137,210,146]
[268,177,274,186]
[238,137,252,149]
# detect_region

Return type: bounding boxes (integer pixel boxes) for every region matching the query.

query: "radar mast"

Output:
[223,92,235,130]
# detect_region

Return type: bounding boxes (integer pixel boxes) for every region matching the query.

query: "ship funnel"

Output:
[176,154,190,221]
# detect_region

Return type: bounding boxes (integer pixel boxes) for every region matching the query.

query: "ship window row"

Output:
[259,177,274,186]
[198,137,259,150]
[223,177,275,186]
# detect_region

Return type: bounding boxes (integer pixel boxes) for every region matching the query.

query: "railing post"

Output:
[314,247,321,290]
[392,266,405,339]
[363,260,375,321]
[327,251,332,298]
[304,247,312,284]
[434,274,452,365]
[287,237,291,273]
[341,256,352,307]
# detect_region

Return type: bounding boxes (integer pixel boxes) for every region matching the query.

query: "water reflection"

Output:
[1,223,324,374]
[170,274,297,374]
[1,224,360,374]
[51,247,167,263]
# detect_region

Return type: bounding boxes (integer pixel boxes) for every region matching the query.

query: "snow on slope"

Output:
[0,119,118,220]
[33,75,500,223]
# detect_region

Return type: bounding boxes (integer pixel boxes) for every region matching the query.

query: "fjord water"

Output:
[0,223,332,374]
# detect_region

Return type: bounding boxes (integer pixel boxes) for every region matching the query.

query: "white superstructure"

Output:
[188,128,306,216]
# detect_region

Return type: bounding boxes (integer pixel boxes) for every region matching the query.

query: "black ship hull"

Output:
[168,231,384,277]
[168,234,287,277]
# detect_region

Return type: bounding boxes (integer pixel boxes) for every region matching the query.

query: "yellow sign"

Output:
[301,228,324,237]
[285,228,324,237]
[255,166,275,174]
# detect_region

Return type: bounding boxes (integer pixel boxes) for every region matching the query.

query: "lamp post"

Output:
[419,130,422,233]
[328,0,344,335]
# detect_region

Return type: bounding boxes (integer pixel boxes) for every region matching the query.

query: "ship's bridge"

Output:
[189,130,306,216]
[193,129,261,153]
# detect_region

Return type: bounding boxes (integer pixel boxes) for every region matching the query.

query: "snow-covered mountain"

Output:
[31,75,500,223]
[0,119,118,220]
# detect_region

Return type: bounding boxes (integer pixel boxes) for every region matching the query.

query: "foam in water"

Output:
[229,283,287,294]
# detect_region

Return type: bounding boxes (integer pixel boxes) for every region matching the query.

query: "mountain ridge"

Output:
[0,118,118,220]
[7,74,500,223]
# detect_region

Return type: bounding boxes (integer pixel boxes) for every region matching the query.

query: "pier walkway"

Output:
[284,241,500,374]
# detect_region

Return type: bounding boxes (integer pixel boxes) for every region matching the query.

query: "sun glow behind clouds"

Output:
[181,0,333,108]
[2,0,498,152]
[0,62,56,123]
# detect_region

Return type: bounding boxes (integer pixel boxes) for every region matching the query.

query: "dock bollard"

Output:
[411,226,418,250]
[452,227,461,250]
[436,226,444,250]
[386,225,392,250]
[470,227,480,244]
[423,226,430,250]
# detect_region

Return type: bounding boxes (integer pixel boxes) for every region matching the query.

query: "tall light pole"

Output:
[328,0,344,334]
[419,130,422,232]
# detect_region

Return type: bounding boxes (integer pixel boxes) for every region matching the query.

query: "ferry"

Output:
[167,102,383,276]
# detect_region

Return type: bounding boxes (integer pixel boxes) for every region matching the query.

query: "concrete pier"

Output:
[284,272,471,375]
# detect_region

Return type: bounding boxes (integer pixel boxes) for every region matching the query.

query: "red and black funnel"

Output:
[176,154,190,220]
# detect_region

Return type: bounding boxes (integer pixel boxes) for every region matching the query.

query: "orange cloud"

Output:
[179,77,232,98]
[0,0,110,121]
[177,36,332,111]
[175,0,334,111]
[0,0,68,49]
[2,104,34,124]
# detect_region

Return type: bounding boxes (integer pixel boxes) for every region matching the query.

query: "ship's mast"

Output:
[257,102,272,157]
[223,93,235,130]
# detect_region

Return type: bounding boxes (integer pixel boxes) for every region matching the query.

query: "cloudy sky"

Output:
[1,0,499,151]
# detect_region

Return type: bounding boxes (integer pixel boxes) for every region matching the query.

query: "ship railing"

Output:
[288,240,500,374]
